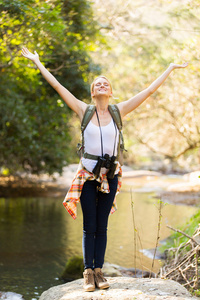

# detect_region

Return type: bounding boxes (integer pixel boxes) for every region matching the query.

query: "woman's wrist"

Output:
[33,59,41,67]
[169,63,175,71]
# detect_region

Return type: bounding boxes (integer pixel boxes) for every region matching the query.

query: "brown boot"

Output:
[83,268,95,292]
[94,268,109,289]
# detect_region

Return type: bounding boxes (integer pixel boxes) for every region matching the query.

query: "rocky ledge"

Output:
[39,277,198,300]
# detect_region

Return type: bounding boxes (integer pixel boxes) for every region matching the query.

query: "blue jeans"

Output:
[80,175,118,270]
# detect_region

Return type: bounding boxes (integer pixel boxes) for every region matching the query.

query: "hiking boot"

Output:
[83,268,95,292]
[94,268,109,289]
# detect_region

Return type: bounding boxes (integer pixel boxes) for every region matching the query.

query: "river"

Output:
[0,174,198,299]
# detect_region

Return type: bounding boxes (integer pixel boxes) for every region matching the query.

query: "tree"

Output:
[0,0,102,175]
[90,0,200,170]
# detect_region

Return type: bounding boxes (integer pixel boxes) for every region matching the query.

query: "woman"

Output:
[21,47,188,291]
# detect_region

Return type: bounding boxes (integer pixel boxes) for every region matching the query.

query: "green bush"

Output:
[160,209,200,252]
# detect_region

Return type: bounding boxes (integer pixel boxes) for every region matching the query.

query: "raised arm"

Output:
[21,47,87,120]
[117,62,188,118]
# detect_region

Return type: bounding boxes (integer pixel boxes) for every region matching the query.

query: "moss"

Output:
[60,256,84,281]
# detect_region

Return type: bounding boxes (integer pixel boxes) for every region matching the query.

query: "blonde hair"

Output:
[90,76,113,102]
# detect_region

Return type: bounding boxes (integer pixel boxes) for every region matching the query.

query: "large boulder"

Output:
[0,292,24,299]
[39,277,197,300]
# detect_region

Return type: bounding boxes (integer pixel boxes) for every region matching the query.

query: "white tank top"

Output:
[81,119,119,173]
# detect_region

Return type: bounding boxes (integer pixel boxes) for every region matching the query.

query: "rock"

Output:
[122,169,162,178]
[60,256,84,281]
[102,262,122,277]
[0,292,24,299]
[160,191,200,206]
[39,277,198,300]
[102,262,152,278]
[167,183,200,193]
[166,171,200,193]
[60,259,153,281]
[183,171,200,184]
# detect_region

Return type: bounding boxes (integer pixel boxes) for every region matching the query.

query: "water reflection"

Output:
[0,184,198,299]
[0,197,82,299]
[106,185,198,272]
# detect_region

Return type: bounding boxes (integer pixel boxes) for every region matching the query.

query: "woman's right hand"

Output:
[21,46,87,120]
[21,47,40,63]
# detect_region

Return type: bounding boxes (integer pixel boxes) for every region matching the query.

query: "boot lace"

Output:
[96,271,107,282]
[85,272,94,285]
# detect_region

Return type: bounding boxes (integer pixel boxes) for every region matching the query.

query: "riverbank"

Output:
[1,165,199,207]
[0,165,199,300]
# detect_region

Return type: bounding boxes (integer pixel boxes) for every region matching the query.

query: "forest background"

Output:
[0,0,200,177]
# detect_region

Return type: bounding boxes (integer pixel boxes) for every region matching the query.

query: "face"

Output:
[91,77,112,98]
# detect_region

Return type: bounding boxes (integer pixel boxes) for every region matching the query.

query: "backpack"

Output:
[77,104,126,165]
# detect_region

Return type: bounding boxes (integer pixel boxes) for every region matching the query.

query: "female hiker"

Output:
[21,47,188,291]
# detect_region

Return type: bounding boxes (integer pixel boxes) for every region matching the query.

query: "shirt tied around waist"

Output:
[63,161,122,219]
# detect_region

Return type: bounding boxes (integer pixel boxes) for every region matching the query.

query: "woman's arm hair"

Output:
[117,62,188,118]
[21,47,87,120]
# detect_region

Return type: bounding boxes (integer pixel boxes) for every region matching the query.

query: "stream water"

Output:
[0,175,198,299]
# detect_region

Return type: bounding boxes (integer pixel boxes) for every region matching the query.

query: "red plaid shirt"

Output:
[63,162,122,219]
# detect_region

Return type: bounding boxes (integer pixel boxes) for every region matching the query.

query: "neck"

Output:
[95,96,109,115]
[96,103,108,115]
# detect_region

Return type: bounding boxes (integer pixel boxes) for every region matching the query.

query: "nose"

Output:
[100,83,106,88]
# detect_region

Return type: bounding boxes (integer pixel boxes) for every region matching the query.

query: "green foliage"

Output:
[160,209,200,252]
[190,289,200,297]
[0,0,103,175]
[91,0,200,170]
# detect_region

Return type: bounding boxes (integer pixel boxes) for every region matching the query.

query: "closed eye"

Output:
[95,82,109,86]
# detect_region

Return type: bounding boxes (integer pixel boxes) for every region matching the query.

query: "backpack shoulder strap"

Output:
[81,105,96,132]
[108,104,122,131]
[109,104,125,164]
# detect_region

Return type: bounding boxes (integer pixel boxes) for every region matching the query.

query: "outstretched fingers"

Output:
[180,62,189,68]
[21,47,30,57]
[170,62,189,69]
[21,47,39,62]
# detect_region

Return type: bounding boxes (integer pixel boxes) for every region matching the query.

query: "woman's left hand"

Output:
[170,62,189,69]
[21,47,40,63]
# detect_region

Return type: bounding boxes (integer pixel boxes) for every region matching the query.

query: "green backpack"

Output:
[77,104,126,165]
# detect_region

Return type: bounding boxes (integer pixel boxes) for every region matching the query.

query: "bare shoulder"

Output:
[78,101,88,122]
[115,102,126,119]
